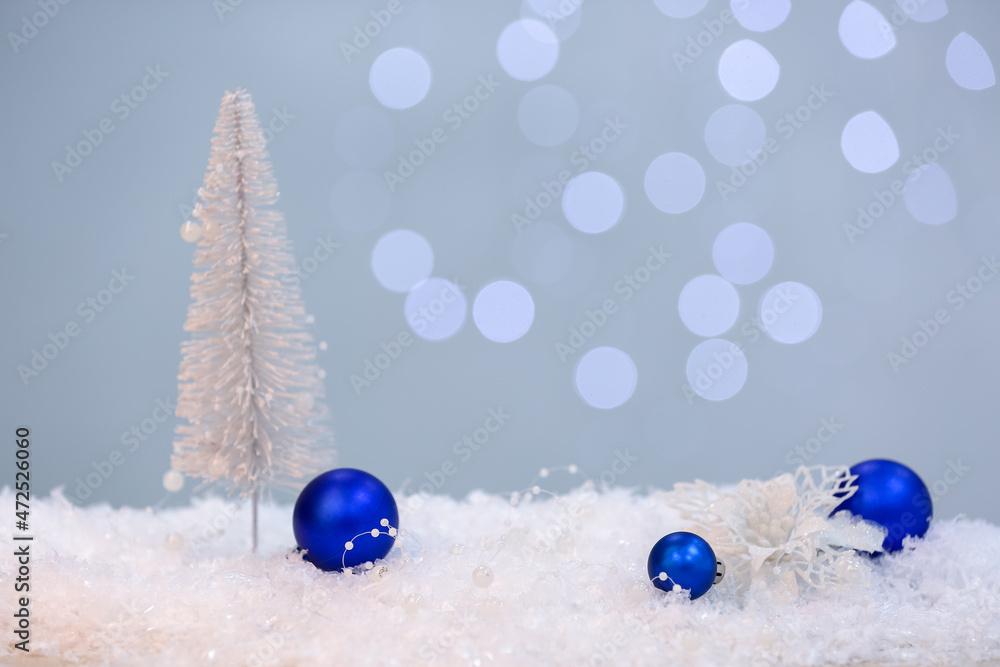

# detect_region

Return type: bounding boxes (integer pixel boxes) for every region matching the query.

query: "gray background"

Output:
[1,1,997,523]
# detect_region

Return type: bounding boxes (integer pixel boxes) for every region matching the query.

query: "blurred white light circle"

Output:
[371,230,434,292]
[730,0,791,32]
[562,172,625,234]
[473,280,535,343]
[704,104,766,166]
[574,347,637,409]
[718,39,780,101]
[511,221,575,284]
[685,339,748,401]
[712,222,774,285]
[330,171,391,232]
[369,47,432,110]
[497,19,559,81]
[841,111,899,174]
[644,152,705,215]
[405,277,467,341]
[334,107,395,169]
[946,32,996,91]
[903,163,957,225]
[839,1,896,59]
[653,0,709,18]
[517,85,580,147]
[678,274,740,337]
[759,281,822,344]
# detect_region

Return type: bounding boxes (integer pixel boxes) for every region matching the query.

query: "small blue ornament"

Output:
[833,458,932,553]
[293,468,399,572]
[647,531,722,600]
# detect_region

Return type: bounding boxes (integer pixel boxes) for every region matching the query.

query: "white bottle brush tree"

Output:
[173,89,333,551]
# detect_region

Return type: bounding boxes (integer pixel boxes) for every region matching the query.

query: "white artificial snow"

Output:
[2,486,999,666]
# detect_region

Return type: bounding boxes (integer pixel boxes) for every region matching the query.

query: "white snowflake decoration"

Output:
[661,466,887,600]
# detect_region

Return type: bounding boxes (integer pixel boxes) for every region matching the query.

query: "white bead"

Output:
[165,532,185,551]
[380,518,389,527]
[472,566,494,588]
[201,220,220,242]
[180,220,202,243]
[388,527,398,537]
[539,468,549,478]
[162,470,184,492]
[403,593,422,614]
[370,529,380,538]
[344,541,354,550]
[658,572,668,581]
[568,464,579,474]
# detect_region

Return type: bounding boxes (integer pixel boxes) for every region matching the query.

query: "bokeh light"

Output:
[685,339,748,401]
[718,39,780,102]
[758,281,823,344]
[562,172,625,234]
[679,275,740,337]
[369,47,432,110]
[473,280,535,343]
[497,19,559,81]
[644,152,705,215]
[574,347,638,409]
[841,111,899,174]
[371,230,434,292]
[405,277,467,341]
[712,222,774,285]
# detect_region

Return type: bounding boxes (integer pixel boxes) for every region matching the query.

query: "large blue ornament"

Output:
[647,531,720,600]
[833,458,932,553]
[293,468,399,572]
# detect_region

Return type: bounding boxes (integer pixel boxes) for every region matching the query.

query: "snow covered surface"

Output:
[2,486,999,666]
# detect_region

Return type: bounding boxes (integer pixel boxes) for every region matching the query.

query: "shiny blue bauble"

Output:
[293,468,398,572]
[647,531,718,600]
[832,458,932,553]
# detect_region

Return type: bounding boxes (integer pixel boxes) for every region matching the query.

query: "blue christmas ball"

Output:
[293,468,399,572]
[647,531,719,600]
[832,458,932,553]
